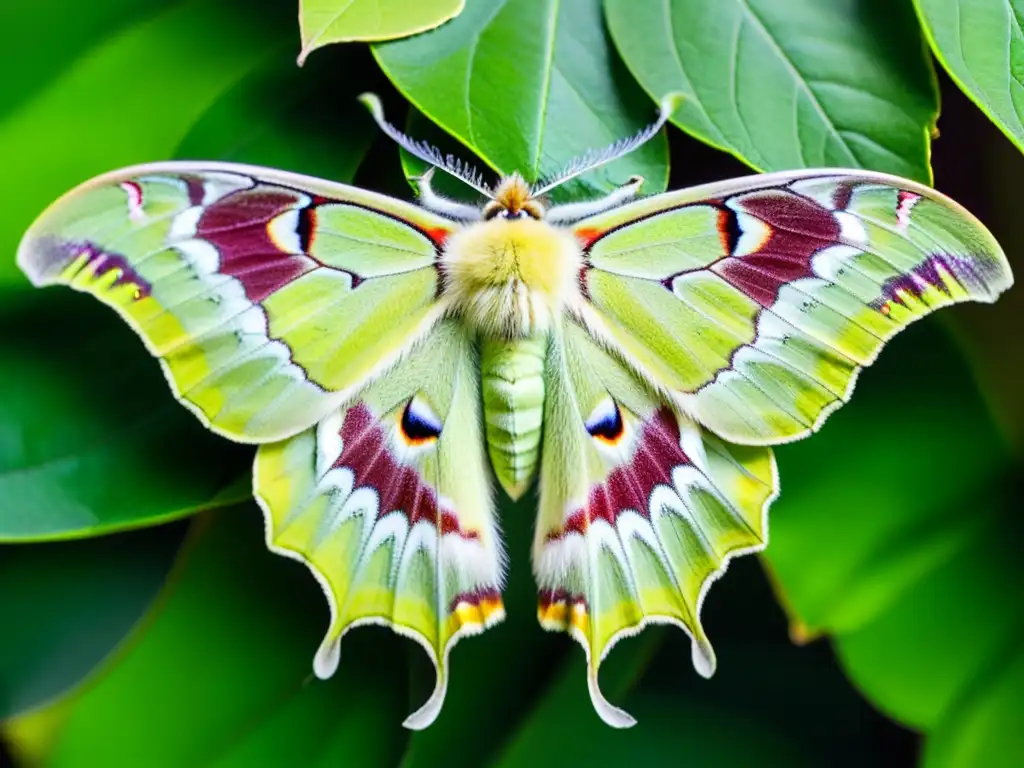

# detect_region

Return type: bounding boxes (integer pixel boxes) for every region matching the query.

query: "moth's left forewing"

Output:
[17,162,457,443]
[573,170,1013,445]
[255,320,504,730]
[535,321,776,727]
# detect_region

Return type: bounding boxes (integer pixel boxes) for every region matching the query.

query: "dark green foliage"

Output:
[1,0,1022,765]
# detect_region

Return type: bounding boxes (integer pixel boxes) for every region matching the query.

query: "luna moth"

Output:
[16,92,1012,729]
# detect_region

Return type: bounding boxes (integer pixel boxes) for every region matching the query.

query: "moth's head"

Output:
[357,91,684,211]
[484,174,546,220]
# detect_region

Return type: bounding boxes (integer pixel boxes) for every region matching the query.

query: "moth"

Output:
[17,92,1012,729]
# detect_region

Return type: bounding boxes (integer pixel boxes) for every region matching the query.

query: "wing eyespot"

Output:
[399,396,443,445]
[584,397,625,445]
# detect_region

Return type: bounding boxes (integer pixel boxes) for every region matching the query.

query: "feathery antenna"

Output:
[531,93,684,197]
[359,93,494,198]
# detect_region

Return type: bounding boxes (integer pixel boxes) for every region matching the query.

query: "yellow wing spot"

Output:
[447,594,505,635]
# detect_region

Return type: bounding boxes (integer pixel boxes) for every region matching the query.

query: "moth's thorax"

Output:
[442,218,582,338]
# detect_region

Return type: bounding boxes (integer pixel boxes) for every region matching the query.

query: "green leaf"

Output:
[0,291,251,541]
[914,0,1024,156]
[32,504,410,767]
[605,0,938,182]
[0,0,289,289]
[299,0,465,63]
[764,319,1023,755]
[833,492,1023,729]
[0,520,189,718]
[372,0,670,202]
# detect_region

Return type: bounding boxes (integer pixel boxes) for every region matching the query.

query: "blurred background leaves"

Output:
[0,520,189,717]
[1,0,1022,765]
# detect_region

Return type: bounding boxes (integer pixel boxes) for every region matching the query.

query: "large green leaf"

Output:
[499,686,815,767]
[0,291,251,541]
[604,0,938,181]
[914,0,1024,156]
[372,0,670,202]
[765,319,1022,759]
[298,0,465,63]
[0,0,288,289]
[495,637,815,767]
[765,322,1008,637]
[11,504,410,767]
[0,520,189,718]
[833,488,1023,729]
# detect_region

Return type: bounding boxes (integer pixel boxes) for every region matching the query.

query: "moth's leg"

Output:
[416,168,482,222]
[544,176,645,224]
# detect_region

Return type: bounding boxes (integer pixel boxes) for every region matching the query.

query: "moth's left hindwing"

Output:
[255,320,504,729]
[535,320,776,727]
[17,162,456,442]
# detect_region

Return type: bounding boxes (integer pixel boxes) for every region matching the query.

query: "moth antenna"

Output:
[359,93,495,199]
[531,92,684,197]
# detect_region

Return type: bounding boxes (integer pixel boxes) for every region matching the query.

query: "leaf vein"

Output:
[734,0,857,166]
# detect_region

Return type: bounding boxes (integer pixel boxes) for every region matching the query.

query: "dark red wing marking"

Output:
[538,587,586,612]
[551,407,690,540]
[713,191,841,307]
[334,403,477,541]
[869,252,979,311]
[197,189,318,302]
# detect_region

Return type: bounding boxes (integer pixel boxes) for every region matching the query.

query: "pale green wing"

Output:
[534,319,777,727]
[572,169,1013,445]
[255,320,503,730]
[17,161,458,443]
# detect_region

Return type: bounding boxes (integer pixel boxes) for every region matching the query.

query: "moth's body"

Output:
[15,90,1012,732]
[433,172,619,499]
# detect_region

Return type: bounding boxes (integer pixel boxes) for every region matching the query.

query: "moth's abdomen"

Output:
[481,335,547,500]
